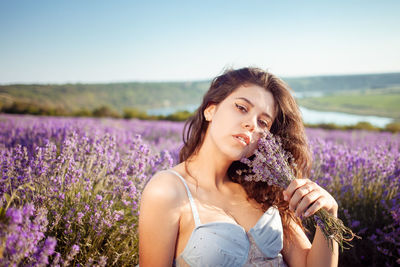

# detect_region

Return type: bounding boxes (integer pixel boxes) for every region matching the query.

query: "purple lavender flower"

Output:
[1,114,398,265]
[95,194,103,202]
[239,132,296,188]
[5,208,23,224]
[238,131,358,251]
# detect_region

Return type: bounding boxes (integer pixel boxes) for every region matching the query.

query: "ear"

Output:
[204,103,217,121]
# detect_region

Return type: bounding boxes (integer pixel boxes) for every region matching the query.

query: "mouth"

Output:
[233,134,250,146]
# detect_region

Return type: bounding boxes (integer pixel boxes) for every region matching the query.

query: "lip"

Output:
[233,133,251,146]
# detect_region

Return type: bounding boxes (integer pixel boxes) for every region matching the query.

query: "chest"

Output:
[174,204,285,266]
[184,183,264,227]
[175,185,266,258]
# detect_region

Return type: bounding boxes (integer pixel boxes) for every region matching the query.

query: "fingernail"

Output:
[304,211,310,217]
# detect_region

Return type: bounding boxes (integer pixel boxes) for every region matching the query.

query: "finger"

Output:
[294,190,321,217]
[288,183,315,211]
[283,179,308,201]
[304,197,325,217]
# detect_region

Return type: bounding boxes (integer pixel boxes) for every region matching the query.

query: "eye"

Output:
[235,103,247,113]
[258,119,269,128]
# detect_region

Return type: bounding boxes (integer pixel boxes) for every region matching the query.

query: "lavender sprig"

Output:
[238,131,359,251]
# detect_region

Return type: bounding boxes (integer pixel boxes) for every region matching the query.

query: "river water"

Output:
[147,104,393,128]
[299,107,392,127]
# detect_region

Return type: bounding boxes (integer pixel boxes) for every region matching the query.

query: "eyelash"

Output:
[259,120,269,128]
[235,103,269,128]
[235,103,247,113]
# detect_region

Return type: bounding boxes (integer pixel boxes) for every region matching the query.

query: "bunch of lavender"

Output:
[238,131,358,251]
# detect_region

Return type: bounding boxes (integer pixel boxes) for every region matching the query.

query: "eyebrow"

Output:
[235,97,273,120]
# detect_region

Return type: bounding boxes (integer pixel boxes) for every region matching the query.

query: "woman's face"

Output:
[204,83,276,161]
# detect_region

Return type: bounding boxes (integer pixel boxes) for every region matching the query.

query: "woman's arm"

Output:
[281,178,339,267]
[138,171,183,267]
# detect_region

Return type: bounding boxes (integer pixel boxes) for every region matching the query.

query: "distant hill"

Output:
[0,81,210,113]
[284,72,400,93]
[1,72,399,113]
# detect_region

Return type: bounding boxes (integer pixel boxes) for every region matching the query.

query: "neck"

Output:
[184,135,234,191]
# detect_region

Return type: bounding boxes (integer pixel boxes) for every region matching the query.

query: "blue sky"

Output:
[1,0,399,84]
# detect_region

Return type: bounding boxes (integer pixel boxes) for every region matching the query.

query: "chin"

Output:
[228,154,242,162]
[228,150,252,162]
[221,149,243,161]
[243,147,256,158]
[219,140,256,161]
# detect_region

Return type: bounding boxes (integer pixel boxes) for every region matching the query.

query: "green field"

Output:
[297,87,400,119]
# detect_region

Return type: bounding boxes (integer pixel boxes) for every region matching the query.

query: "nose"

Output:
[241,118,255,131]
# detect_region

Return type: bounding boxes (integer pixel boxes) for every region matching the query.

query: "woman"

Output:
[138,67,339,266]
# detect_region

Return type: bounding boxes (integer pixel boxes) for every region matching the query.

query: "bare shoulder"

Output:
[139,170,187,266]
[141,170,187,206]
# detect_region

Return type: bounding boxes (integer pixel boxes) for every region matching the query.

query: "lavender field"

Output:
[0,114,399,266]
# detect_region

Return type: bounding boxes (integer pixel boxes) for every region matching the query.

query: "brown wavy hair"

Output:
[179,67,312,247]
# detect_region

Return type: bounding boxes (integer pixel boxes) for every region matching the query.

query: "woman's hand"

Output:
[282,179,338,218]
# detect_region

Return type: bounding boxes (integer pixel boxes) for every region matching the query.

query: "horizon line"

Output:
[1,70,400,86]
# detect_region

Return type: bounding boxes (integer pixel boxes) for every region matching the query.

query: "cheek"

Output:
[244,143,258,158]
[244,133,262,158]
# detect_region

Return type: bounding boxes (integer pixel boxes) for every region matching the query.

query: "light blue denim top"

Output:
[168,169,285,267]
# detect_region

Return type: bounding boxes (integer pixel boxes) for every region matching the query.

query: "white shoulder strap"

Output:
[168,169,201,226]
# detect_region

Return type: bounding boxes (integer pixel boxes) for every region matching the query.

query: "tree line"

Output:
[0,100,193,121]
